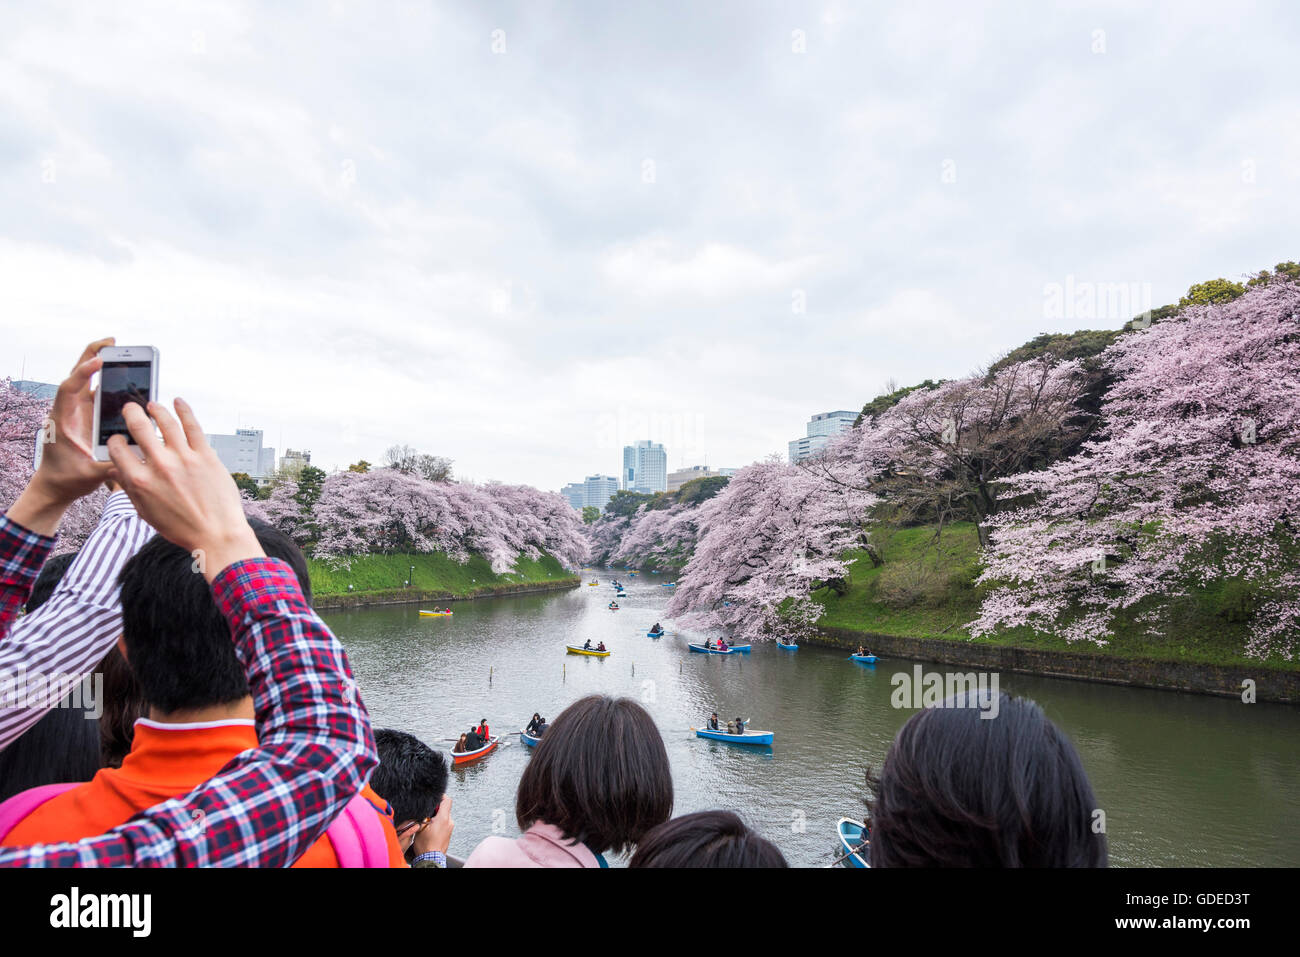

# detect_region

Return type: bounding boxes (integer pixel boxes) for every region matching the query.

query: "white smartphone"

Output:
[92,346,160,461]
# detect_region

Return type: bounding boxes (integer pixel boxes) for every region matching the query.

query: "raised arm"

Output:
[0,397,375,866]
[0,491,152,751]
[0,338,115,641]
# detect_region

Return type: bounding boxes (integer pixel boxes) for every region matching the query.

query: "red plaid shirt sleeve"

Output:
[0,556,377,867]
[0,514,56,641]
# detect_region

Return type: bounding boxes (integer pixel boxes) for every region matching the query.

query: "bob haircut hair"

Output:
[629,811,788,868]
[515,694,672,856]
[866,691,1107,867]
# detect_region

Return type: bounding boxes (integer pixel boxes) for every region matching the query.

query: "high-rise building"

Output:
[623,440,667,494]
[561,475,620,511]
[207,428,277,481]
[621,446,637,491]
[666,465,733,492]
[583,474,619,509]
[788,410,857,463]
[561,483,586,510]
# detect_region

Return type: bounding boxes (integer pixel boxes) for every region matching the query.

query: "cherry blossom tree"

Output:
[972,280,1300,659]
[667,458,875,644]
[813,357,1093,548]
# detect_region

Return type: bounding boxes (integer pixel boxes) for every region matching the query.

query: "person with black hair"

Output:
[525,713,542,735]
[866,691,1108,867]
[0,553,101,803]
[465,695,672,867]
[706,712,719,731]
[464,727,483,751]
[1,520,407,867]
[372,730,454,868]
[629,811,788,868]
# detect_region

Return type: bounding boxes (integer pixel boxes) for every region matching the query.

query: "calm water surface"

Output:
[322,572,1300,867]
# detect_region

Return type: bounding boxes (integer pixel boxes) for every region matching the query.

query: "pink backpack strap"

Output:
[325,794,393,868]
[0,783,80,842]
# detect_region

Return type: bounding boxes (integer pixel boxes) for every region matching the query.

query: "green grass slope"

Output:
[813,523,1298,672]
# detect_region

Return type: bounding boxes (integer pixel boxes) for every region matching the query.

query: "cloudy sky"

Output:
[2,1,1297,489]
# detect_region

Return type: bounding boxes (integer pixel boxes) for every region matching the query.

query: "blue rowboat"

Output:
[777,641,798,650]
[519,728,541,748]
[647,631,665,638]
[849,654,879,664]
[695,727,774,746]
[662,583,677,587]
[688,643,751,654]
[837,818,870,868]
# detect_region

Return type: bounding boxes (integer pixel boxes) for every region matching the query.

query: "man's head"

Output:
[117,519,309,717]
[372,729,449,850]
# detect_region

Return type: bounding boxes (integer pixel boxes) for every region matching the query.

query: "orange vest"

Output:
[0,719,407,867]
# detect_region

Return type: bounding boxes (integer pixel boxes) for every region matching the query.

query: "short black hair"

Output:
[515,695,672,856]
[26,552,77,612]
[371,729,449,824]
[867,692,1107,867]
[117,519,311,715]
[630,811,788,868]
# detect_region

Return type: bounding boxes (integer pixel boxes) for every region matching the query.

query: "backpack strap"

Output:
[0,783,80,842]
[325,794,393,868]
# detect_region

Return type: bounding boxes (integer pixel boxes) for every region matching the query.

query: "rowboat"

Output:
[519,728,541,748]
[688,643,750,655]
[837,818,870,868]
[566,644,611,657]
[587,582,599,586]
[694,727,774,746]
[452,735,498,765]
[661,583,677,587]
[647,631,665,638]
[849,654,879,664]
[777,641,798,650]
[419,610,453,617]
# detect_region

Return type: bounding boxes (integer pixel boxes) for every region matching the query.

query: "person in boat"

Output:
[733,717,746,735]
[597,641,607,652]
[526,713,542,735]
[464,727,483,751]
[706,713,719,731]
[583,639,593,650]
[453,733,468,754]
[464,695,672,869]
[476,718,490,742]
[725,718,736,733]
[717,638,729,651]
[534,716,548,737]
[651,622,662,635]
[703,638,713,650]
[629,811,788,868]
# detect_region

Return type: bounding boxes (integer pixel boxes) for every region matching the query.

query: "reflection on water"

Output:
[323,572,1300,867]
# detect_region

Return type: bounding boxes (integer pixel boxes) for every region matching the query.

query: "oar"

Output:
[827,837,871,868]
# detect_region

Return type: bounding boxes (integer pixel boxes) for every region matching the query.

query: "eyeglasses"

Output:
[395,816,432,838]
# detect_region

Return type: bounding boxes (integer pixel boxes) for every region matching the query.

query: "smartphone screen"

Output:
[97,360,154,446]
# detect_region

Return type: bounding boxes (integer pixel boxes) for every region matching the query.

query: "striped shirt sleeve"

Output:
[0,491,153,752]
[0,556,376,867]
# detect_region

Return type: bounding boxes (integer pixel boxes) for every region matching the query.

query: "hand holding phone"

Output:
[92,346,159,461]
[7,338,115,536]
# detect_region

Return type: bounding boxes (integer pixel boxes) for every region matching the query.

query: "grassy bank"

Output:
[813,523,1299,673]
[306,551,578,604]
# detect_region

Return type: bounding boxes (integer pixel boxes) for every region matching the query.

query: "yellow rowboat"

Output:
[419,610,453,617]
[566,644,611,657]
